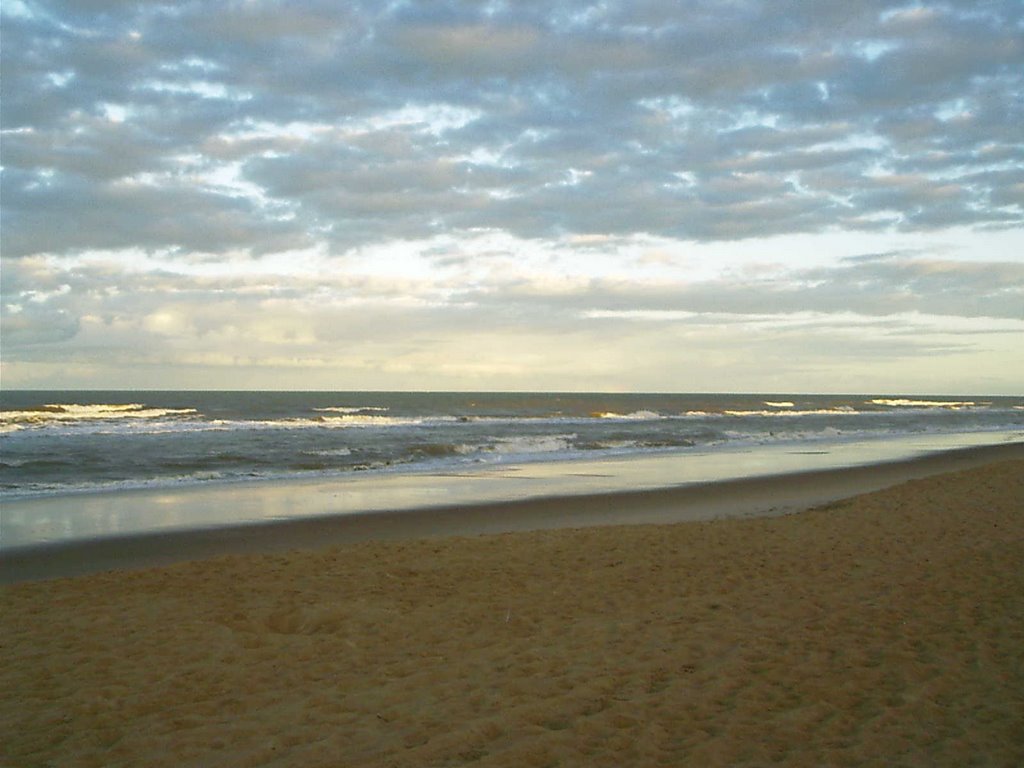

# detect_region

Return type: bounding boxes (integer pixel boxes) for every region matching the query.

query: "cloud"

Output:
[440,251,1024,323]
[4,247,1020,388]
[3,0,1022,260]
[3,1,1022,392]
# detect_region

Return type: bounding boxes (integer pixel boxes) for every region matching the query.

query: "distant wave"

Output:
[315,414,459,428]
[0,403,198,429]
[714,408,857,417]
[869,399,980,409]
[592,410,665,420]
[312,406,390,414]
[743,407,857,416]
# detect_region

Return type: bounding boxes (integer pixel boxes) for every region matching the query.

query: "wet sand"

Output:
[2,454,1023,766]
[4,441,1022,583]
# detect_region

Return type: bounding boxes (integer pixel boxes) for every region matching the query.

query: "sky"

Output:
[1,0,1022,394]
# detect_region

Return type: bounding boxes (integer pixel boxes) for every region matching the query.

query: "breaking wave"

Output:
[869,399,979,409]
[2,391,1021,499]
[1,403,198,429]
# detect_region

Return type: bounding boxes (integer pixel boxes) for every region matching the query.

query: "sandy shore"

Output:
[3,455,1023,766]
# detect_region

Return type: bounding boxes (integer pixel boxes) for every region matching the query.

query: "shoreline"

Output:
[4,439,1022,584]
[4,431,1020,553]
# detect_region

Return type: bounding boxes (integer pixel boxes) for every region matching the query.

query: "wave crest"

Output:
[870,399,977,409]
[591,410,664,420]
[1,403,198,426]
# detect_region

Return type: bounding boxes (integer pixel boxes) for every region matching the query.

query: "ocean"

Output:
[3,390,1022,500]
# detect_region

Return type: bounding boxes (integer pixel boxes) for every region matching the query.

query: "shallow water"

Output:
[2,429,1020,549]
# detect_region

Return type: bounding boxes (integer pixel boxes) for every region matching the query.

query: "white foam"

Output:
[0,403,198,426]
[309,447,353,457]
[313,406,390,414]
[593,410,664,420]
[870,399,977,409]
[764,401,795,408]
[199,415,445,430]
[316,414,453,428]
[721,408,857,417]
[488,434,577,455]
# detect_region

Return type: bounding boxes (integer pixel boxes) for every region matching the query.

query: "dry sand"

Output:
[3,458,1023,767]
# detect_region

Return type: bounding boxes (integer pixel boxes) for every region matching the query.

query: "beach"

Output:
[3,450,1023,766]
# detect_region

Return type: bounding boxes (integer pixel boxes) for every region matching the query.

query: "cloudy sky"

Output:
[2,0,1022,393]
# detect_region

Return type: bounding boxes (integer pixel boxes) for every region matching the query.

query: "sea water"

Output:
[3,391,1022,499]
